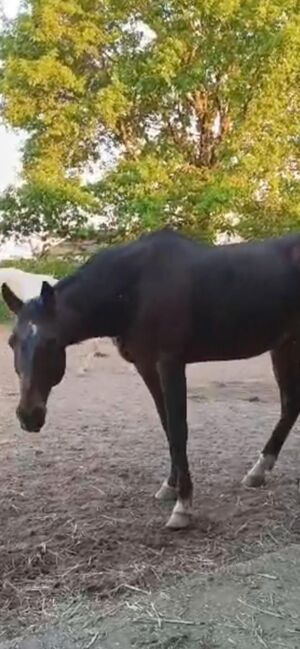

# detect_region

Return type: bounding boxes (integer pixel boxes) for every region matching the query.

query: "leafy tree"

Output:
[0,0,300,240]
[0,182,92,239]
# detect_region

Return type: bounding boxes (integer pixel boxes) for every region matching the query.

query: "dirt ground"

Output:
[1,324,300,644]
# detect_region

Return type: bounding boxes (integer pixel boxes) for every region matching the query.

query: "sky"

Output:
[0,0,23,191]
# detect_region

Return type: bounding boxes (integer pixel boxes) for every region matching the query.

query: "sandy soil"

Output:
[0,325,300,637]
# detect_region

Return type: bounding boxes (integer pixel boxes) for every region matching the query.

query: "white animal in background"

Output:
[0,267,103,374]
[0,267,57,301]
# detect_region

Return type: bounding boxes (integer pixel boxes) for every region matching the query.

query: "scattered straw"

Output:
[132,614,201,627]
[84,632,99,648]
[238,598,283,619]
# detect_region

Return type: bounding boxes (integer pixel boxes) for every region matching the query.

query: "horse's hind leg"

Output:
[243,338,300,487]
[136,362,177,502]
[158,359,193,529]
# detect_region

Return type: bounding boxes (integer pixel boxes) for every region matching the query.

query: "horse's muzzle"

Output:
[16,405,46,433]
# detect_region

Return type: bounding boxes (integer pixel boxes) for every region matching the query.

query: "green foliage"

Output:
[0,182,94,239]
[0,300,10,322]
[0,0,300,239]
[0,256,79,277]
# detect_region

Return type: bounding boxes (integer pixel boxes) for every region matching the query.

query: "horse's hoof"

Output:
[166,511,191,529]
[166,498,192,529]
[155,480,177,502]
[242,472,266,488]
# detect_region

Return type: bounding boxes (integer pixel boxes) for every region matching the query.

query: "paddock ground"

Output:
[0,325,300,647]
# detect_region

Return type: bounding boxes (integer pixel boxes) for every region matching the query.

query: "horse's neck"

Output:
[56,275,128,346]
[55,243,140,347]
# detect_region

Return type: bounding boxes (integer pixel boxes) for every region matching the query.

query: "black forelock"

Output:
[17,295,51,325]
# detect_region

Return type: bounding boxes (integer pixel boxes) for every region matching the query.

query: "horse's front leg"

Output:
[158,359,193,529]
[136,362,177,502]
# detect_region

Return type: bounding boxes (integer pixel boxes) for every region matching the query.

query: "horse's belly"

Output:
[185,323,291,363]
[185,341,272,363]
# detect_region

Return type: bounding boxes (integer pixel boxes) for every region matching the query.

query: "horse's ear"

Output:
[1,283,23,314]
[41,281,56,311]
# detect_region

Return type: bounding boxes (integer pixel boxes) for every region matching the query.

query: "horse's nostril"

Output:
[16,405,46,432]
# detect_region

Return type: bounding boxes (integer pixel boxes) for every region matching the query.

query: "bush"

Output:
[0,300,10,322]
[0,257,79,278]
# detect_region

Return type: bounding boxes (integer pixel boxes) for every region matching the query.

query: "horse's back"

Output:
[132,231,300,361]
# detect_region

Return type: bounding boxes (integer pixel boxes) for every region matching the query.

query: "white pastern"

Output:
[242,453,276,488]
[166,497,193,529]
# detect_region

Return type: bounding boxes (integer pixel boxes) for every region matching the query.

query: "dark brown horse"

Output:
[3,229,300,529]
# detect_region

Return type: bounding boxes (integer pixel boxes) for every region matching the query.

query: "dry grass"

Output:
[1,334,300,641]
[0,503,297,638]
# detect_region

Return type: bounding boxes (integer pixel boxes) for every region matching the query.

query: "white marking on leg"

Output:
[242,453,276,488]
[166,497,193,529]
[155,479,177,502]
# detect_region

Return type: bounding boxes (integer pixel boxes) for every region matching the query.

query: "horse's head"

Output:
[2,281,66,432]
